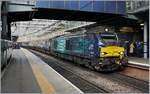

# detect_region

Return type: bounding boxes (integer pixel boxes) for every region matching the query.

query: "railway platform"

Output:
[129,57,149,64]
[1,48,83,93]
[128,57,149,68]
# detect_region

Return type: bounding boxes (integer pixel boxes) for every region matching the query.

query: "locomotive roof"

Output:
[55,31,116,39]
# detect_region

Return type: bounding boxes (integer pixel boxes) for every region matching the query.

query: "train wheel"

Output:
[94,65,100,71]
[88,65,94,70]
[118,66,125,71]
[85,62,94,70]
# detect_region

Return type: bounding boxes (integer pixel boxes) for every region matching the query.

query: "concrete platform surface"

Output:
[129,57,148,64]
[1,48,83,93]
[128,57,149,67]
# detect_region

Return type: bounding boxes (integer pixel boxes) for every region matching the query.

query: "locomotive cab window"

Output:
[100,32,118,42]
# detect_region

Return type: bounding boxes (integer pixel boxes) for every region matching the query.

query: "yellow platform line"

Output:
[31,63,55,94]
[22,48,55,93]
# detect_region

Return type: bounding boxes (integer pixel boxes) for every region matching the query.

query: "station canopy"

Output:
[7,1,137,26]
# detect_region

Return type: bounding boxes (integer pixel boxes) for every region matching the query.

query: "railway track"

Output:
[30,49,149,93]
[30,50,108,93]
[119,64,149,82]
[107,72,149,92]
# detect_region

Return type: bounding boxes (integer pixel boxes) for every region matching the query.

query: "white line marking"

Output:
[46,64,84,94]
[128,61,150,67]
[21,48,83,94]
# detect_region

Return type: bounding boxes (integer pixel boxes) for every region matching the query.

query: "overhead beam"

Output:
[8,3,34,12]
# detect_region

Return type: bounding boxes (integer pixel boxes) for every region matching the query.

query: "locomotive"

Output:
[26,32,128,71]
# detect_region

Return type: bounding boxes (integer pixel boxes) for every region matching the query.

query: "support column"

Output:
[144,21,148,58]
[7,22,11,40]
[1,1,8,40]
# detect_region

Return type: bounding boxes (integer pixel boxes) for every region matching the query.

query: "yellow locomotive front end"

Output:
[94,32,128,71]
[100,46,128,70]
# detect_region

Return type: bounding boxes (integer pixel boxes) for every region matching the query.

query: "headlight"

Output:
[120,52,124,55]
[100,52,106,55]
